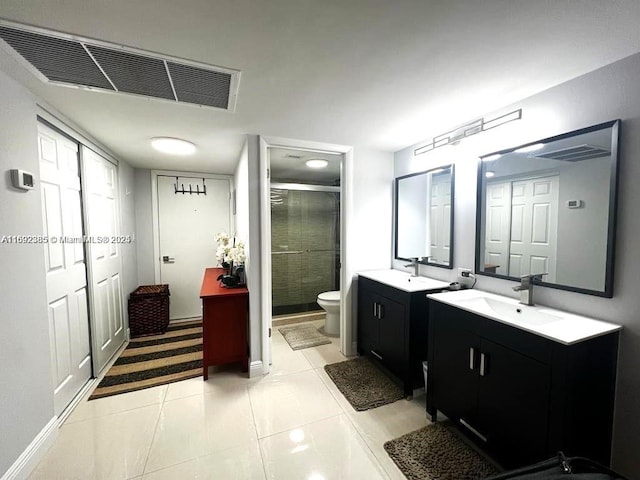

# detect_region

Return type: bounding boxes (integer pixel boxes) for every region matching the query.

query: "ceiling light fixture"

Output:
[151,137,196,155]
[305,159,328,169]
[515,143,544,154]
[414,109,522,156]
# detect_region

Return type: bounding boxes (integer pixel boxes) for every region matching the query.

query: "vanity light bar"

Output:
[414,108,522,156]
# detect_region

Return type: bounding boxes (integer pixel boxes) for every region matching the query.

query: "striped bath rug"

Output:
[89,319,202,400]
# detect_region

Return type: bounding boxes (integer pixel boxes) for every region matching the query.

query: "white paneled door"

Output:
[509,176,558,281]
[82,147,125,373]
[484,181,512,275]
[157,175,230,320]
[38,123,92,416]
[429,171,452,265]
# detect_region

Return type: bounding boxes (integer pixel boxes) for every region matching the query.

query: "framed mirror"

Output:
[475,120,620,296]
[395,165,454,268]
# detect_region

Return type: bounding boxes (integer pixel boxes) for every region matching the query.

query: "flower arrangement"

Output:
[215,232,246,268]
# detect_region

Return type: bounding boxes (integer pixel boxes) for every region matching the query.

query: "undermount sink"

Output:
[457,296,563,326]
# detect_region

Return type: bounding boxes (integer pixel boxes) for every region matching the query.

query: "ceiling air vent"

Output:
[534,144,610,162]
[0,22,240,111]
[0,26,113,90]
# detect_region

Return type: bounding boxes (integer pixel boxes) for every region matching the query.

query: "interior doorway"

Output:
[269,150,341,318]
[260,138,351,374]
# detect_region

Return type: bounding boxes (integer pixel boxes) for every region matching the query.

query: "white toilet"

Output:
[317,291,340,336]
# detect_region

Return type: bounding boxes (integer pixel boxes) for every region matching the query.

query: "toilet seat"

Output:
[318,291,340,302]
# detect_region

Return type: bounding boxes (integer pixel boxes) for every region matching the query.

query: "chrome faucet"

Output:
[404,257,420,277]
[513,273,547,306]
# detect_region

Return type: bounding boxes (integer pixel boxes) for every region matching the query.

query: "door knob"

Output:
[162,255,175,263]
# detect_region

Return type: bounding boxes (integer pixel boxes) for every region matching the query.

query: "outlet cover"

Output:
[458,268,472,278]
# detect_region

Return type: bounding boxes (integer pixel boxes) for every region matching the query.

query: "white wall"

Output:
[244,136,263,366]
[346,146,394,345]
[0,69,56,478]
[233,142,249,242]
[555,157,610,289]
[0,70,139,478]
[396,173,428,258]
[119,162,139,305]
[233,138,263,368]
[134,168,154,285]
[394,52,640,478]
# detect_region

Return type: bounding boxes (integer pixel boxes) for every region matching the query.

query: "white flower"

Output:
[214,232,230,246]
[215,245,228,265]
[215,232,246,266]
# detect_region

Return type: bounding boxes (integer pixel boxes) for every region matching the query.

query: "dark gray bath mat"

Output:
[278,324,331,350]
[324,356,404,411]
[384,422,499,480]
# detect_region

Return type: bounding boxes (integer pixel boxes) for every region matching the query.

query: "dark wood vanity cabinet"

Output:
[427,300,619,469]
[357,276,443,396]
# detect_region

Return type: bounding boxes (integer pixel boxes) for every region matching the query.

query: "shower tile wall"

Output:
[271,190,339,313]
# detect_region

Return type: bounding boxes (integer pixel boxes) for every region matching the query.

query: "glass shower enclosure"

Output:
[271,185,340,316]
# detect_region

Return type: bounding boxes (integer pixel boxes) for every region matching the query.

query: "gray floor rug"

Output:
[324,356,404,411]
[278,324,331,350]
[384,422,500,480]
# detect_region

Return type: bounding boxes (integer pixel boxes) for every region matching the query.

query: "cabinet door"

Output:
[430,314,479,426]
[358,286,379,354]
[477,338,550,467]
[377,295,406,375]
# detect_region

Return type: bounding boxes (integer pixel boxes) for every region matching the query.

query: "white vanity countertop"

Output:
[427,289,622,345]
[357,269,450,293]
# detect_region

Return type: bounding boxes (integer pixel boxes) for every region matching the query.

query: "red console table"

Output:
[200,268,249,380]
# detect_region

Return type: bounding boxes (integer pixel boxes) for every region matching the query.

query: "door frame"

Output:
[259,136,354,375]
[150,170,233,283]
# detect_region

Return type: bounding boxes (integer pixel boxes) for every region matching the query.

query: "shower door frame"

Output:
[260,136,353,375]
[270,182,341,316]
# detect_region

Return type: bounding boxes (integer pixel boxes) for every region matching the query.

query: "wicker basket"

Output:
[128,284,170,337]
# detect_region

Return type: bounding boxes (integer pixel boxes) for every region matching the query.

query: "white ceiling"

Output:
[1,1,639,174]
[270,147,341,184]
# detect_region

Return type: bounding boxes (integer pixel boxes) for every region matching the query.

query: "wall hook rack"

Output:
[174,177,207,195]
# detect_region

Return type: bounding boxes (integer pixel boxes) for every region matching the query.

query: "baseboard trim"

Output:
[249,360,264,378]
[169,316,202,324]
[57,378,98,426]
[1,416,58,480]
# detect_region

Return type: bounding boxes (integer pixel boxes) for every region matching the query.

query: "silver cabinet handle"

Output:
[480,353,487,376]
[370,350,383,360]
[378,303,384,319]
[460,418,488,443]
[469,347,476,370]
[373,302,378,317]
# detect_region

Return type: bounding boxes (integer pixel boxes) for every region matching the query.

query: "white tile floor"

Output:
[29,320,431,479]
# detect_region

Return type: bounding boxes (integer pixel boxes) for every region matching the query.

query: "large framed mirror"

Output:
[475,120,620,296]
[395,165,454,268]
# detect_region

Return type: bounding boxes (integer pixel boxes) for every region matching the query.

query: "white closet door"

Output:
[38,123,92,416]
[82,147,125,373]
